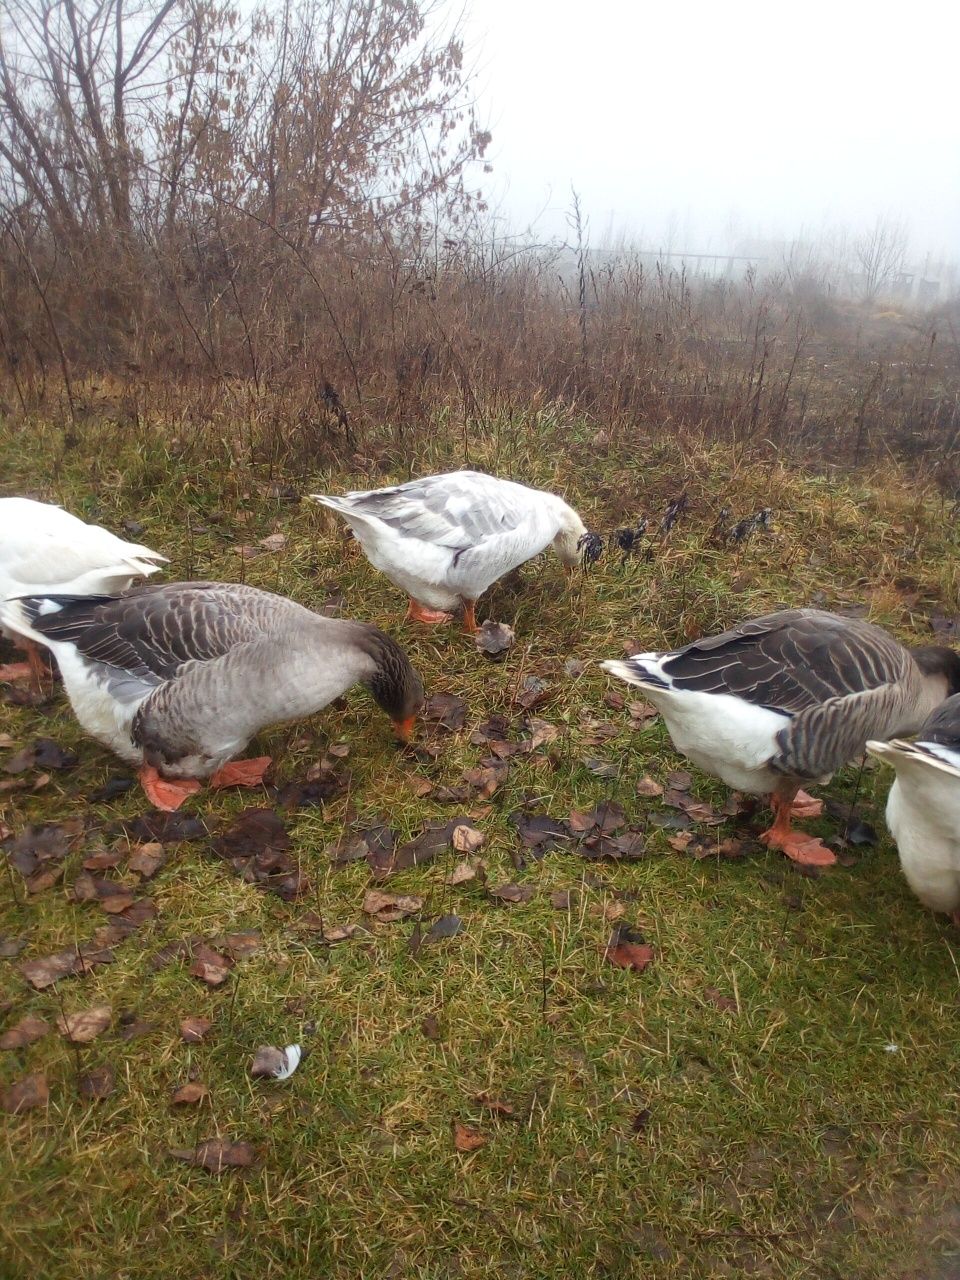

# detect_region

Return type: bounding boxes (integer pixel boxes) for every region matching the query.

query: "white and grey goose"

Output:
[310,470,597,633]
[867,694,960,923]
[0,581,424,811]
[0,497,167,684]
[602,609,960,866]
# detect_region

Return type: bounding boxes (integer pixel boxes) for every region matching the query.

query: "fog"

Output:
[464,0,960,260]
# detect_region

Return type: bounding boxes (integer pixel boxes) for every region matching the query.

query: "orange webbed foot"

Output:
[405,598,454,625]
[139,765,202,811]
[760,826,837,867]
[461,601,480,634]
[790,789,824,819]
[209,756,272,789]
[0,662,35,683]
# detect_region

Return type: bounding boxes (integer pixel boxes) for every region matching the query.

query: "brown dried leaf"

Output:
[171,1080,209,1106]
[128,843,165,878]
[169,1138,255,1172]
[636,775,664,798]
[421,1014,441,1040]
[474,1092,515,1116]
[489,883,535,904]
[1,1071,48,1113]
[451,824,484,854]
[57,1004,112,1044]
[550,889,575,910]
[628,700,659,724]
[704,986,738,1013]
[362,890,423,923]
[0,1014,49,1050]
[423,692,467,732]
[445,860,478,886]
[180,1015,213,1043]
[82,849,123,871]
[452,1120,487,1152]
[258,532,287,552]
[604,925,655,972]
[475,620,516,658]
[79,1066,115,1100]
[190,945,233,987]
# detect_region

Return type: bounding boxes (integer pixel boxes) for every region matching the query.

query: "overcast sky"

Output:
[462,0,960,259]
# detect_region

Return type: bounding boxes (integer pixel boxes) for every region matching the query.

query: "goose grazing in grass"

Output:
[310,470,595,633]
[0,581,424,811]
[602,609,960,867]
[867,695,960,923]
[0,497,167,684]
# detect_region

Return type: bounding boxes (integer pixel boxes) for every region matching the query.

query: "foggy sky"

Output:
[463,0,960,259]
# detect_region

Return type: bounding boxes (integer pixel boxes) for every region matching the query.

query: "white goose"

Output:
[310,470,595,632]
[0,497,167,683]
[0,581,424,811]
[602,609,960,866]
[867,695,960,923]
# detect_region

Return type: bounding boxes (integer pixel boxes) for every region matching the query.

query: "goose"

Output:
[0,497,167,684]
[0,581,424,811]
[601,609,960,867]
[867,695,960,923]
[310,470,596,633]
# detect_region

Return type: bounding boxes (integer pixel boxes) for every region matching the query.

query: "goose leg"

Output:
[139,765,202,811]
[0,639,48,687]
[461,599,479,634]
[405,598,454,625]
[209,756,272,789]
[759,791,836,867]
[790,789,824,819]
[0,660,34,682]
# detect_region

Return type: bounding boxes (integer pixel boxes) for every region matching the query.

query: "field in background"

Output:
[1,414,960,1278]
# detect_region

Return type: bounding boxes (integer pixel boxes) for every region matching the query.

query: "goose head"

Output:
[360,627,425,743]
[909,644,960,700]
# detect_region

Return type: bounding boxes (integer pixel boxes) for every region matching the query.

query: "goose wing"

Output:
[21,582,288,682]
[660,609,911,715]
[317,471,536,552]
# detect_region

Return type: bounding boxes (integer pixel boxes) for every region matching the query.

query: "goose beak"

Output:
[393,715,417,743]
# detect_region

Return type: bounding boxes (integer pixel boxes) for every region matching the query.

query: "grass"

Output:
[2,411,960,1279]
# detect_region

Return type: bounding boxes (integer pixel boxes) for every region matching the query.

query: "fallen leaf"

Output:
[452,1120,487,1152]
[57,1004,112,1044]
[489,883,535,904]
[475,620,516,658]
[121,811,207,844]
[604,924,655,972]
[452,824,484,854]
[564,658,586,678]
[171,1081,209,1106]
[704,987,737,1013]
[119,897,158,926]
[180,1015,213,1043]
[101,892,136,914]
[425,914,463,943]
[362,890,423,922]
[631,1107,652,1134]
[628,701,659,725]
[117,1016,156,1041]
[0,1014,49,1050]
[474,1092,515,1116]
[0,935,26,958]
[446,860,478,886]
[515,675,549,711]
[79,1066,115,1100]
[210,807,304,900]
[88,776,135,803]
[215,930,261,958]
[668,832,693,853]
[190,945,233,986]
[258,532,287,552]
[525,718,560,750]
[550,889,575,910]
[3,747,36,774]
[509,811,570,852]
[169,1138,256,1172]
[21,945,113,989]
[233,544,261,560]
[1,1072,48,1113]
[393,819,465,872]
[128,843,165,878]
[667,769,693,791]
[582,756,618,779]
[82,849,123,871]
[421,1014,441,1040]
[250,1044,302,1080]
[636,776,664,798]
[32,738,78,770]
[423,692,467,732]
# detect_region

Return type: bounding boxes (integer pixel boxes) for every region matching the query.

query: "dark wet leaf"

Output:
[32,738,78,770]
[326,834,371,864]
[648,810,692,831]
[425,914,463,943]
[421,1014,441,1040]
[122,812,207,844]
[844,820,878,847]
[580,831,648,861]
[180,1015,213,1043]
[0,1014,49,1050]
[3,747,36,774]
[631,1107,652,1134]
[117,1016,156,1041]
[930,614,960,639]
[489,883,535,904]
[452,1120,486,1152]
[88,776,135,803]
[666,770,693,791]
[169,1138,255,1172]
[4,822,78,877]
[550,889,575,910]
[471,715,513,744]
[509,811,570,852]
[475,620,515,658]
[214,930,261,958]
[210,808,305,900]
[581,757,618,779]
[0,935,27,958]
[119,897,158,926]
[274,768,346,811]
[571,801,627,836]
[82,848,123,871]
[1,1072,48,1113]
[79,1066,115,1101]
[604,924,655,972]
[423,692,467,732]
[393,822,457,872]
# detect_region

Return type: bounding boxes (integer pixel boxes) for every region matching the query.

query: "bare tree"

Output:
[853,216,909,301]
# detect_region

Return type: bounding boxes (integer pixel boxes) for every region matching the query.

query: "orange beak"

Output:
[393,715,417,743]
